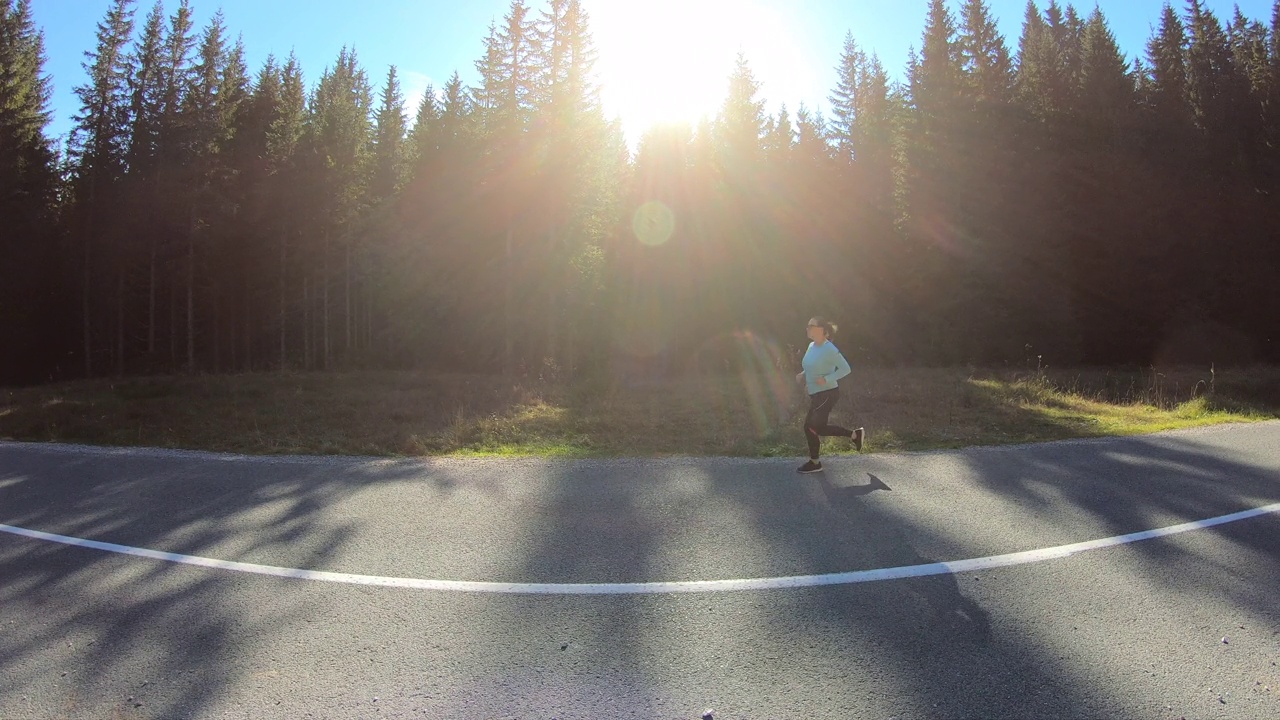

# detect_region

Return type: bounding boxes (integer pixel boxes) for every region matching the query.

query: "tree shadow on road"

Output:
[950,425,1280,623]
[3,423,1278,718]
[0,445,469,719]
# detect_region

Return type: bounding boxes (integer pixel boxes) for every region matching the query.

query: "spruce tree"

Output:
[0,0,55,226]
[911,0,964,123]
[1267,0,1280,179]
[305,47,373,367]
[0,0,59,382]
[719,53,766,166]
[1077,6,1133,141]
[1185,0,1249,158]
[176,11,233,372]
[958,0,1014,106]
[1145,4,1193,134]
[829,32,865,161]
[406,82,439,167]
[266,53,305,368]
[69,0,135,376]
[371,65,407,202]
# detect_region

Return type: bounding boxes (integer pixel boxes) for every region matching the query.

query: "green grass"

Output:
[1,366,1277,458]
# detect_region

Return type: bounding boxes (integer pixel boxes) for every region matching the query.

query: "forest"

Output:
[2,0,1278,387]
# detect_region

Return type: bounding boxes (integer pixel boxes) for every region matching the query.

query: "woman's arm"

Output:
[827,348,851,383]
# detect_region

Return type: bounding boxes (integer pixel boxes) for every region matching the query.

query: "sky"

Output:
[31,0,1277,148]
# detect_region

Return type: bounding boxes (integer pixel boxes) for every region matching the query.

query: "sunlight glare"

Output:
[584,0,815,137]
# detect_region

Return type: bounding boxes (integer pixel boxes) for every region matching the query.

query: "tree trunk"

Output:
[83,237,92,378]
[230,303,237,372]
[279,228,287,370]
[244,301,252,372]
[345,243,352,357]
[82,179,95,379]
[545,227,558,375]
[169,268,176,368]
[213,282,221,373]
[148,236,156,357]
[365,287,372,355]
[186,207,195,374]
[116,269,124,378]
[504,223,513,377]
[303,273,311,371]
[323,231,330,370]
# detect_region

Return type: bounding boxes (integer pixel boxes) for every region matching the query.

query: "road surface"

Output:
[2,422,1278,718]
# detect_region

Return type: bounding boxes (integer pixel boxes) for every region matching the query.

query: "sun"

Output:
[583,0,808,138]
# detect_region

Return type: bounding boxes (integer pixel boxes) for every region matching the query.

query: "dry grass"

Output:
[1,366,1277,458]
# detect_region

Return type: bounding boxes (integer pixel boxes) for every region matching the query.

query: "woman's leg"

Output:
[804,389,844,460]
[805,389,857,460]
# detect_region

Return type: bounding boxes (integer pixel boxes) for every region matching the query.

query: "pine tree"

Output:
[1144,3,1193,134]
[1267,0,1280,177]
[124,1,164,175]
[365,65,408,362]
[153,0,193,367]
[911,0,964,123]
[1014,1,1045,105]
[305,47,373,367]
[268,53,305,165]
[474,1,538,134]
[157,0,193,167]
[1185,0,1249,156]
[1042,0,1083,114]
[473,1,541,375]
[828,32,865,161]
[534,0,599,116]
[1228,8,1270,99]
[69,0,135,376]
[70,0,134,179]
[116,1,167,367]
[1077,7,1133,140]
[439,72,471,148]
[406,82,439,166]
[712,53,770,329]
[0,0,60,382]
[371,65,407,201]
[1226,6,1269,172]
[215,35,252,371]
[763,104,794,162]
[719,53,766,167]
[958,0,1014,106]
[220,54,281,370]
[0,0,55,214]
[793,104,829,165]
[389,70,478,369]
[530,0,614,375]
[266,53,305,369]
[853,52,894,212]
[177,11,234,372]
[1015,0,1074,119]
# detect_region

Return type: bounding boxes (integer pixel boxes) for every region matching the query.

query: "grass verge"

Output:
[1,366,1277,458]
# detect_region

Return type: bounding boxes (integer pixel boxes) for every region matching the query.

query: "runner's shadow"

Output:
[811,471,991,645]
[816,472,892,500]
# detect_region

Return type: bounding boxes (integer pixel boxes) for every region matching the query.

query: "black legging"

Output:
[804,388,852,460]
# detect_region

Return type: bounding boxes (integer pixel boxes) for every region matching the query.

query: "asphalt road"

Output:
[2,422,1279,719]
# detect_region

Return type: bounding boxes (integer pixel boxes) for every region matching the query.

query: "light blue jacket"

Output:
[802,340,852,396]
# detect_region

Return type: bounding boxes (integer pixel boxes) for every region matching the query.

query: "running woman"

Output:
[795,316,864,473]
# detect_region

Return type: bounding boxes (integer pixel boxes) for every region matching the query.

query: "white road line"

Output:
[3,503,1279,595]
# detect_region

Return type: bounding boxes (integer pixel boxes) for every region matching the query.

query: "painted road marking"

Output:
[3,503,1279,595]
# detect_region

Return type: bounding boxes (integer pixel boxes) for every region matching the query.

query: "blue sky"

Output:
[32,0,1276,147]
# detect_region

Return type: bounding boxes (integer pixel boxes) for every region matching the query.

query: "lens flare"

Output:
[632,200,676,247]
[693,331,793,438]
[732,332,792,436]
